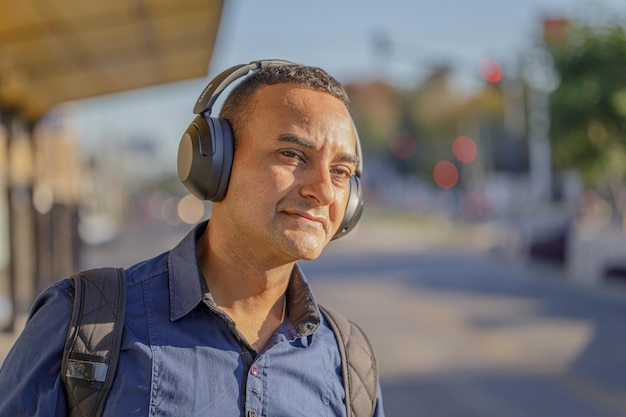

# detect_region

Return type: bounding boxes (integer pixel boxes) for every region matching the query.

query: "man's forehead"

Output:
[255,83,349,111]
[248,83,357,152]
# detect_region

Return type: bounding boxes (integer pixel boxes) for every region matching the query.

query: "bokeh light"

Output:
[390,131,417,160]
[33,185,54,215]
[460,192,498,220]
[161,196,182,226]
[177,194,205,224]
[433,160,459,190]
[479,58,503,83]
[452,135,478,164]
[460,192,485,219]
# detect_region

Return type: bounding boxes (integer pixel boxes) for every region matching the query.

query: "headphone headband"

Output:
[193,60,296,115]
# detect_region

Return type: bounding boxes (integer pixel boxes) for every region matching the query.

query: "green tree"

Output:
[345,81,403,155]
[547,19,626,226]
[405,66,466,177]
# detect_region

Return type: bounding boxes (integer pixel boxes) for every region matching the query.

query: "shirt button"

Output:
[250,364,259,376]
[248,410,258,417]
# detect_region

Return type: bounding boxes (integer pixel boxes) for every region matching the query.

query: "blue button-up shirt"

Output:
[0,221,384,416]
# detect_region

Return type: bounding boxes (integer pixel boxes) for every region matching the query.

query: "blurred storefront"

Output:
[0,0,224,330]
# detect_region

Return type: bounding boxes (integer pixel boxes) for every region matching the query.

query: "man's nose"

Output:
[300,165,336,206]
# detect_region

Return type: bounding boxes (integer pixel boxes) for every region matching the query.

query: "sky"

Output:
[71,0,626,162]
[210,0,598,88]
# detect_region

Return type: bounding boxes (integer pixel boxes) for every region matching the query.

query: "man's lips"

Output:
[283,210,328,229]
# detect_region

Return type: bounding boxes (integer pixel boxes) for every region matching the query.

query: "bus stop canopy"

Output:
[0,0,224,121]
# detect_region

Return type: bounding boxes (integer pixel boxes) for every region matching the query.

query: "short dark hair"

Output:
[219,64,350,142]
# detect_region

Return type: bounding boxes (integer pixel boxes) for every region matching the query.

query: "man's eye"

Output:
[281,150,298,158]
[279,150,305,163]
[331,168,352,181]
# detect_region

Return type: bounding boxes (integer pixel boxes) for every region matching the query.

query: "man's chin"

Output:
[299,250,323,261]
[282,231,329,261]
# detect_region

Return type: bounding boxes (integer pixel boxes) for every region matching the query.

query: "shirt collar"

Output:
[287,264,321,337]
[168,221,208,321]
[167,220,321,337]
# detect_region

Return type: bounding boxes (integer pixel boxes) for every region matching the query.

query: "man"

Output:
[0,61,384,416]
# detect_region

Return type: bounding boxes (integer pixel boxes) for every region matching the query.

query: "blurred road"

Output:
[2,209,626,416]
[308,233,626,417]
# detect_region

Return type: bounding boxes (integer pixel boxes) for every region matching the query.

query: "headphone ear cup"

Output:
[332,175,364,240]
[210,118,234,201]
[177,115,234,201]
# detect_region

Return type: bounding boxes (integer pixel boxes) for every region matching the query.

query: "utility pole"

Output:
[523,46,560,203]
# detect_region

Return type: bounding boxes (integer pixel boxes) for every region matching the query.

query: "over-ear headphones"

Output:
[177,59,364,240]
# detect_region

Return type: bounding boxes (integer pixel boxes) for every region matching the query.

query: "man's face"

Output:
[215,83,358,263]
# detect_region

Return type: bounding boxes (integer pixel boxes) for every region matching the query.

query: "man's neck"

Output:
[197,224,293,350]
[198,224,294,297]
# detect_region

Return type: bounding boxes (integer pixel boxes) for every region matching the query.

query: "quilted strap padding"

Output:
[320,305,378,417]
[61,267,126,417]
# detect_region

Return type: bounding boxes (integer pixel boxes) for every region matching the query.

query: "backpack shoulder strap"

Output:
[61,267,126,417]
[319,304,378,417]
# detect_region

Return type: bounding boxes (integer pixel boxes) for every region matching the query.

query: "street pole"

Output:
[523,46,560,203]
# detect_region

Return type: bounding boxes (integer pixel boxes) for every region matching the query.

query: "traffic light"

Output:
[479,58,502,84]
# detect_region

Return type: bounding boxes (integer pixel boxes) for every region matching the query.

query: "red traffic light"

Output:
[479,58,502,83]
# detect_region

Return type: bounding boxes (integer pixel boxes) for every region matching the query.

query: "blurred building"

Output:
[0,0,224,330]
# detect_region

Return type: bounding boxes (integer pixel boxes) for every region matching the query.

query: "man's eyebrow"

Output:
[277,134,359,166]
[277,133,314,148]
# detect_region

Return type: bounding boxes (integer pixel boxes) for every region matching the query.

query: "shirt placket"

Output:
[244,355,266,417]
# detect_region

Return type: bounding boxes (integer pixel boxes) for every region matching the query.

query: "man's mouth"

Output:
[283,210,327,229]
